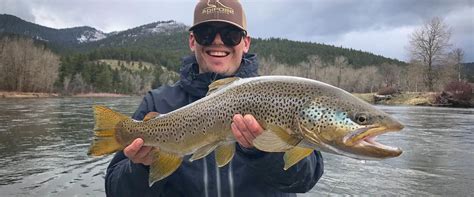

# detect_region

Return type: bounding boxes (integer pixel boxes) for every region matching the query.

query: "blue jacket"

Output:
[105,54,324,197]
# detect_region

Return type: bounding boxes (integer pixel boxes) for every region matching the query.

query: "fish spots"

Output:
[122,76,360,150]
[299,96,353,132]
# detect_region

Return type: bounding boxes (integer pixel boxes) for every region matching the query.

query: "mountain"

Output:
[0,14,405,67]
[0,14,106,45]
[81,20,189,52]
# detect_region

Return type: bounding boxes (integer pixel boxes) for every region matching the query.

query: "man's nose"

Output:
[212,33,224,45]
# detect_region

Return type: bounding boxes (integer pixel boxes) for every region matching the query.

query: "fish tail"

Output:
[88,105,129,156]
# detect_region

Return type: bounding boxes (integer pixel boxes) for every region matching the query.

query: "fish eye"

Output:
[354,113,369,125]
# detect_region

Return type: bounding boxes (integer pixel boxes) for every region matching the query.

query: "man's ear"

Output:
[243,36,251,53]
[189,33,196,52]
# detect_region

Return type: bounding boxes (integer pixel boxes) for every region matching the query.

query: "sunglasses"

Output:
[193,25,247,46]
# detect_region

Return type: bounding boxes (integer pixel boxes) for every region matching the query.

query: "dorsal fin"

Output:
[207,77,240,96]
[143,112,160,121]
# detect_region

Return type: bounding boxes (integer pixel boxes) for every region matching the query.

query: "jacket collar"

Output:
[179,53,259,98]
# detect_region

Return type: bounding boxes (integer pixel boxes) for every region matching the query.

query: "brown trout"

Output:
[88,76,404,186]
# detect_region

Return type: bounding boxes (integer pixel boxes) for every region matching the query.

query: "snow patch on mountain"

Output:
[34,35,48,42]
[148,21,186,33]
[77,30,107,43]
[138,20,187,35]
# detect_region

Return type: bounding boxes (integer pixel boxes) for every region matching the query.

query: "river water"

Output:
[0,97,473,196]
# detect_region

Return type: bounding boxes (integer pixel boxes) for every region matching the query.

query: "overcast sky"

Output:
[2,0,473,62]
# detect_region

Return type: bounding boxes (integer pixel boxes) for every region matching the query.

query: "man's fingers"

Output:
[142,154,154,166]
[141,148,156,166]
[233,114,249,133]
[243,114,263,137]
[124,138,144,158]
[232,114,254,144]
[123,138,157,165]
[134,146,153,159]
[231,122,252,148]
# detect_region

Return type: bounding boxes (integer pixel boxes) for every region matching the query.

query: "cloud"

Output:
[3,0,196,32]
[245,0,470,37]
[445,6,474,62]
[330,26,416,61]
[1,0,473,61]
[243,0,473,61]
[0,0,35,22]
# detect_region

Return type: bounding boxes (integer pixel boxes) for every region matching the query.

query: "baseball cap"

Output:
[189,0,247,31]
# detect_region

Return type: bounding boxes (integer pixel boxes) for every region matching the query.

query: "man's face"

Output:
[189,22,251,76]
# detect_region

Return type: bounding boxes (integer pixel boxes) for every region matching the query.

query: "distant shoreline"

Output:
[1,91,472,108]
[354,92,473,108]
[0,91,130,98]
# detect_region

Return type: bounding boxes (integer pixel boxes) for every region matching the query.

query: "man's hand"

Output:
[124,138,155,166]
[231,114,264,148]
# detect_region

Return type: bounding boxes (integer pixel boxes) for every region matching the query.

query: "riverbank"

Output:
[354,92,473,107]
[0,91,59,98]
[0,91,129,98]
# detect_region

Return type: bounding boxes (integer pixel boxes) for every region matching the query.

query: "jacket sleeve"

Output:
[105,91,168,197]
[236,145,324,193]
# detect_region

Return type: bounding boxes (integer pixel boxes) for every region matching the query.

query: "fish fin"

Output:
[215,143,235,167]
[283,147,314,170]
[253,124,301,152]
[207,77,240,96]
[143,112,160,121]
[149,151,183,186]
[88,105,128,156]
[189,142,220,162]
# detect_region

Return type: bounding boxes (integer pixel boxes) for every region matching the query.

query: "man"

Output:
[105,0,324,196]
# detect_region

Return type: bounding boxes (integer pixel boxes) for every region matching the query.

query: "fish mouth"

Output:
[342,123,404,158]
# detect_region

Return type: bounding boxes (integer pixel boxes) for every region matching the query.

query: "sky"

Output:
[1,0,473,62]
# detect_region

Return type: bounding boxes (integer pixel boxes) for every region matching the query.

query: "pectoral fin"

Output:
[253,124,301,152]
[149,151,183,186]
[215,143,235,167]
[283,147,314,170]
[189,142,219,162]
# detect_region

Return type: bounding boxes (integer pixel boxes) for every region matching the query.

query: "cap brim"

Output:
[189,19,246,31]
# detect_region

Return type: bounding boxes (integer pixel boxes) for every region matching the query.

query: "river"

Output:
[0,97,473,196]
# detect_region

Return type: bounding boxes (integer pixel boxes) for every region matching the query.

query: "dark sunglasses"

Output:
[193,25,247,46]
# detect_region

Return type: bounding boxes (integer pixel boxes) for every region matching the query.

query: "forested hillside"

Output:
[1,15,404,69]
[251,38,404,67]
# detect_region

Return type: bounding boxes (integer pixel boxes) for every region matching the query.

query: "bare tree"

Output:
[334,56,348,88]
[307,55,324,80]
[258,55,275,75]
[358,66,381,93]
[449,48,464,82]
[408,17,451,91]
[378,63,402,88]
